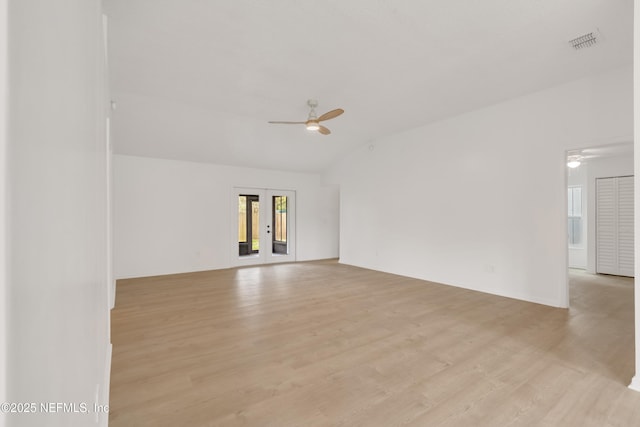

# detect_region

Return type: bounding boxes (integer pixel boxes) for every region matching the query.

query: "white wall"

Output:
[328,66,633,308]
[585,155,634,273]
[114,155,339,279]
[7,1,111,426]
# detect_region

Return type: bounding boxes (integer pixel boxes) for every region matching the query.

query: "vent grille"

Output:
[569,32,598,50]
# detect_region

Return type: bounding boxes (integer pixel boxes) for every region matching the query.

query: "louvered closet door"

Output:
[596,178,616,274]
[617,176,634,276]
[596,176,634,277]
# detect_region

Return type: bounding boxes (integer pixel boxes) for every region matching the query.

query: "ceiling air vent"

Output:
[569,31,598,50]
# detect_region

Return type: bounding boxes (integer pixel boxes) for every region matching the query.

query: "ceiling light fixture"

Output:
[567,155,582,168]
[306,120,320,131]
[567,159,581,168]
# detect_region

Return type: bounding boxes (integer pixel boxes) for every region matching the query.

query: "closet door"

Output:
[617,176,634,276]
[596,176,634,277]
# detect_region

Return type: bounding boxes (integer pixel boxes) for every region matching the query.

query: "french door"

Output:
[233,187,296,266]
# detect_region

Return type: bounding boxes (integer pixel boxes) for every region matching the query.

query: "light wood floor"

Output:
[109,260,640,426]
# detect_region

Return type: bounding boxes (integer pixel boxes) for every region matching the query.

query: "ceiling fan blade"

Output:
[318,125,331,135]
[268,121,306,124]
[318,109,344,122]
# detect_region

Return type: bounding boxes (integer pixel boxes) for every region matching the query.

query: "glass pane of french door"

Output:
[238,194,259,256]
[272,195,288,255]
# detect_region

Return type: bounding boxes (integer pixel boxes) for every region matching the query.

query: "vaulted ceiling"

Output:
[105,0,633,173]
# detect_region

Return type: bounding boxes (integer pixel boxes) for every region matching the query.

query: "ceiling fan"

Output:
[268,99,344,135]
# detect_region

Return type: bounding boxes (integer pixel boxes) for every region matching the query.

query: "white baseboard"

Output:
[629,375,640,392]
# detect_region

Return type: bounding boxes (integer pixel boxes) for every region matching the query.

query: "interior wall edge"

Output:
[631,0,640,393]
[0,0,7,421]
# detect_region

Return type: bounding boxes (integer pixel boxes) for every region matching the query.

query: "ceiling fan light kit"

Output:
[306,120,320,131]
[268,99,344,135]
[567,154,582,168]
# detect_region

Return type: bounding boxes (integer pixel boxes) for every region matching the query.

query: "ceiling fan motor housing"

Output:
[307,99,318,119]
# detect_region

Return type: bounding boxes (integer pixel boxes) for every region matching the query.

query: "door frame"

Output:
[231,187,296,267]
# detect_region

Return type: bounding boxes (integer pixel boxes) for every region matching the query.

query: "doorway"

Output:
[565,142,634,303]
[233,188,296,266]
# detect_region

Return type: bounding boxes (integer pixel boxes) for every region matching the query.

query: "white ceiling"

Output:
[105,0,633,173]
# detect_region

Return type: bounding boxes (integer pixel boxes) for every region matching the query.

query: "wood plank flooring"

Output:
[109,260,640,426]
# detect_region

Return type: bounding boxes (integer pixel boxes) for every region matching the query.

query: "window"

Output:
[568,186,582,246]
